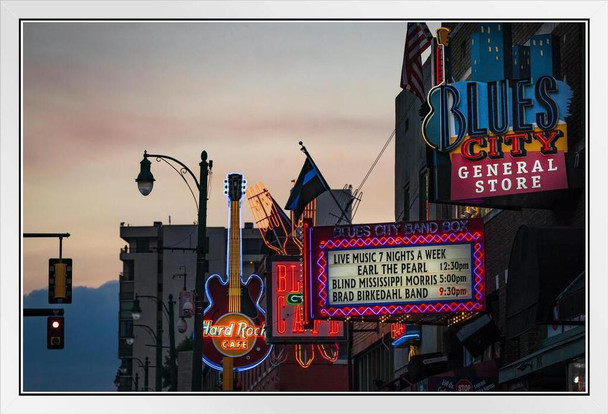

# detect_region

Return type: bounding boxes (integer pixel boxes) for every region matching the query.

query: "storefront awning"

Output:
[457,314,501,357]
[499,325,584,384]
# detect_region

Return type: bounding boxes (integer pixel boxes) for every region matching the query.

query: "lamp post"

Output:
[128,324,162,391]
[132,294,177,391]
[117,356,150,391]
[136,150,211,391]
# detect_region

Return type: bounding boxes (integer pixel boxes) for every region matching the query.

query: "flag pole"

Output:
[299,141,352,225]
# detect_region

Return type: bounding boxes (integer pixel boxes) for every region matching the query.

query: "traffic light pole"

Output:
[23,308,64,317]
[24,232,73,304]
[23,233,70,259]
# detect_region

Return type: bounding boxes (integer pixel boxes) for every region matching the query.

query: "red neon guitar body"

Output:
[202,173,272,372]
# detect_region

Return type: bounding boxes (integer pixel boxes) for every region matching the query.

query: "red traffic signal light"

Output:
[47,316,64,349]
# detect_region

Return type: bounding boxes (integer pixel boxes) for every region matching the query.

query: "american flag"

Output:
[400,22,433,102]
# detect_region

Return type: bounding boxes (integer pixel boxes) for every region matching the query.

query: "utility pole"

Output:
[135,150,212,391]
[192,151,210,391]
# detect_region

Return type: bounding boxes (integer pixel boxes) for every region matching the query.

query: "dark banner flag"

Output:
[285,158,329,223]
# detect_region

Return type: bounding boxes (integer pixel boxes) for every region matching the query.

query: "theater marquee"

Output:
[304,219,485,321]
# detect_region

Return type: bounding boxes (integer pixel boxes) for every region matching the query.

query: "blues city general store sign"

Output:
[422,25,573,201]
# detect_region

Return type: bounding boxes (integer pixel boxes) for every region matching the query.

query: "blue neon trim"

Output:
[203,273,228,314]
[391,333,421,347]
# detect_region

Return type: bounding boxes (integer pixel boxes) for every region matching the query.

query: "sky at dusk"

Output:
[23,21,439,293]
[3,1,605,409]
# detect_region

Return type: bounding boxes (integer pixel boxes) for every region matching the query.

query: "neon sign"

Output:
[202,173,272,372]
[203,313,266,357]
[245,182,293,255]
[390,323,421,347]
[266,257,346,343]
[421,25,572,201]
[305,219,485,321]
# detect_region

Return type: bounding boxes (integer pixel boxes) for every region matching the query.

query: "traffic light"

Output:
[47,316,64,349]
[49,258,72,304]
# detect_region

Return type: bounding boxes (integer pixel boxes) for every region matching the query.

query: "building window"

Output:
[121,261,134,281]
[119,320,133,337]
[419,169,429,221]
[119,281,134,300]
[135,238,151,253]
[119,300,134,319]
[118,340,133,358]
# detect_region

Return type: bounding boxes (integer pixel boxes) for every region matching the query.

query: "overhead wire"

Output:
[352,109,410,221]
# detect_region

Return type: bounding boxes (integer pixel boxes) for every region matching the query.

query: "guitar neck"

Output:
[435,42,446,85]
[228,200,241,313]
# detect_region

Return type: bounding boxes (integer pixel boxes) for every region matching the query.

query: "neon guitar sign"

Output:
[202,173,272,371]
[422,27,466,153]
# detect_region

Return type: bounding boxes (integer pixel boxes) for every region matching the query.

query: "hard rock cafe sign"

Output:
[202,173,272,372]
[203,313,266,358]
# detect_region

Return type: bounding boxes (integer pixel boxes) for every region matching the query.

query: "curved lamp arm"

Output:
[120,356,148,369]
[135,294,170,316]
[133,323,159,342]
[144,151,201,190]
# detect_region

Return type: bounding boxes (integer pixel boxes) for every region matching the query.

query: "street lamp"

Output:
[118,356,151,391]
[135,149,211,391]
[131,294,177,391]
[128,323,163,391]
[131,298,142,321]
[135,153,155,196]
[115,367,140,391]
